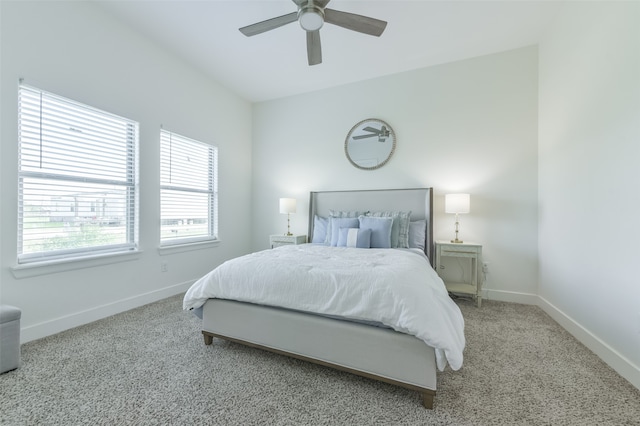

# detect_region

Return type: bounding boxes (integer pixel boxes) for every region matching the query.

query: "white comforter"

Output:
[183,244,465,371]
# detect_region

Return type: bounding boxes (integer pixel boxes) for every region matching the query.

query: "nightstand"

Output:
[435,241,483,307]
[269,234,307,248]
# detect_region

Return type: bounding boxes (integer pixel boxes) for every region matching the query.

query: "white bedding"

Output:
[183,244,465,371]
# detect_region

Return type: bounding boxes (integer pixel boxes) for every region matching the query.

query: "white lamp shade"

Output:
[279,198,297,214]
[445,194,470,214]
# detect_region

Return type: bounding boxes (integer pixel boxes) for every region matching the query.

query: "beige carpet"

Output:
[1,294,639,425]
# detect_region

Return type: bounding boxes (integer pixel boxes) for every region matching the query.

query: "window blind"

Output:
[18,84,139,263]
[160,129,218,245]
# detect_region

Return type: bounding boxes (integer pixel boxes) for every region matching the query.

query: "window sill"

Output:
[11,250,142,279]
[158,239,221,256]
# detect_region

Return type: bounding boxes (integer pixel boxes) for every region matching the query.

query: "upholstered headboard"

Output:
[308,188,434,264]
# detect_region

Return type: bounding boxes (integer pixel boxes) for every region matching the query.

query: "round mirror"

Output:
[345,118,396,170]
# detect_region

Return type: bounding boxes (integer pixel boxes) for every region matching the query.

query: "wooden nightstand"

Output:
[270,234,307,248]
[435,241,483,307]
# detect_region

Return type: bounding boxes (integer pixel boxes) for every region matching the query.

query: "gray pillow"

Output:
[367,211,412,248]
[358,216,393,249]
[329,217,360,246]
[408,220,427,250]
[325,210,365,244]
[311,215,328,244]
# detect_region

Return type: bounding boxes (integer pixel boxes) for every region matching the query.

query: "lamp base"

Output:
[451,214,463,243]
[285,213,293,236]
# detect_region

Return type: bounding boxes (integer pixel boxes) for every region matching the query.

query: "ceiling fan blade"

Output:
[306,30,322,66]
[324,8,387,37]
[239,12,298,37]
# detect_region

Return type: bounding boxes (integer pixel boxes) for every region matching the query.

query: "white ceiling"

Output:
[95,0,560,103]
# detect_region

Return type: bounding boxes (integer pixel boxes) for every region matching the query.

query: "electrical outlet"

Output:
[482,262,489,273]
[161,261,168,272]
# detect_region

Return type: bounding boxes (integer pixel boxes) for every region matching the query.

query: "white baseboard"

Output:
[20,280,195,343]
[482,288,539,305]
[538,296,640,392]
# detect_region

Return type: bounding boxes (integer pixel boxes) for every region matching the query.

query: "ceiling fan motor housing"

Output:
[298,5,324,31]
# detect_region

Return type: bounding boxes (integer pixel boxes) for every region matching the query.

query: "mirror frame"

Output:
[344,118,397,170]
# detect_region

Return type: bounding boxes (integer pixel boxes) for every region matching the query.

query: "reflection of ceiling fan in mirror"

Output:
[353,125,390,142]
[345,118,396,170]
[239,0,387,66]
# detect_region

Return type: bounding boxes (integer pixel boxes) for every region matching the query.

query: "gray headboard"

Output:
[308,188,434,264]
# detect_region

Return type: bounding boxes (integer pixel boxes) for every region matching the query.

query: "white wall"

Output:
[252,47,539,304]
[538,2,640,388]
[0,1,253,341]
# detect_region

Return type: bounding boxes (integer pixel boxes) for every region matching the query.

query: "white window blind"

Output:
[160,129,218,245]
[18,84,139,264]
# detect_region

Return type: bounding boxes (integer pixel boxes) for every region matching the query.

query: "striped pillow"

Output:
[337,228,371,248]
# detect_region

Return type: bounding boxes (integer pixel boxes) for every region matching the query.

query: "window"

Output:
[160,129,218,246]
[18,84,138,264]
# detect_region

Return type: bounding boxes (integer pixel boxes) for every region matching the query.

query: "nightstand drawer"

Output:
[440,248,480,258]
[270,234,307,248]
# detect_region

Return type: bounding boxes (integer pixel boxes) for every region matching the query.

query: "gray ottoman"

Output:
[0,305,21,373]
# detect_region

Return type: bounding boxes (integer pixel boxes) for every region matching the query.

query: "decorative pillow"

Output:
[337,228,371,248]
[325,210,365,244]
[358,216,393,249]
[408,220,427,250]
[311,215,328,244]
[367,211,412,248]
[329,210,364,218]
[328,217,360,246]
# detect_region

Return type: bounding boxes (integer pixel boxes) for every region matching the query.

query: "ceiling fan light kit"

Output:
[299,5,324,31]
[239,0,387,66]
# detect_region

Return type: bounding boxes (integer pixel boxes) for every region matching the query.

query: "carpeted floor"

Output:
[1,295,639,425]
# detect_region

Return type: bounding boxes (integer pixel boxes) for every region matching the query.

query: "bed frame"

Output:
[201,188,438,408]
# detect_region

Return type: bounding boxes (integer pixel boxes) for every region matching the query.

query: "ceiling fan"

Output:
[239,0,387,66]
[352,125,390,142]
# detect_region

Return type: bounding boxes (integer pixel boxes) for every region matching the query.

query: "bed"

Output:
[183,188,465,408]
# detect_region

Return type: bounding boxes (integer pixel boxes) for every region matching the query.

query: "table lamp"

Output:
[445,193,470,243]
[279,198,296,236]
